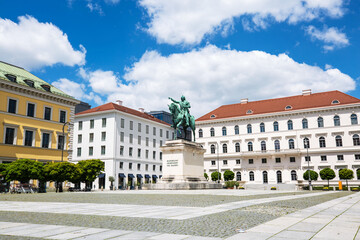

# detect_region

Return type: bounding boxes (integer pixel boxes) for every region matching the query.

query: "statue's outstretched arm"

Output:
[169,97,179,104]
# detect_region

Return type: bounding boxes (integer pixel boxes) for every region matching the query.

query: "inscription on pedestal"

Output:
[167,159,178,167]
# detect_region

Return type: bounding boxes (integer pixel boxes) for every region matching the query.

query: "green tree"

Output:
[223,170,235,181]
[211,171,221,182]
[78,159,105,189]
[303,170,318,181]
[204,173,208,181]
[319,168,336,187]
[339,169,354,188]
[4,159,44,183]
[44,162,78,192]
[0,163,7,176]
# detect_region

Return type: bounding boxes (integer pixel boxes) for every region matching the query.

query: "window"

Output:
[335,135,342,147]
[153,127,156,135]
[101,146,106,155]
[146,137,149,146]
[235,143,240,152]
[120,132,124,142]
[8,98,17,114]
[234,125,239,135]
[121,118,125,128]
[120,146,124,156]
[42,133,50,148]
[5,74,16,82]
[138,136,141,145]
[334,115,340,126]
[261,141,266,151]
[101,132,106,141]
[223,160,228,165]
[129,134,133,144]
[89,133,94,142]
[60,111,66,123]
[24,79,34,87]
[321,155,327,161]
[24,130,33,147]
[247,124,252,134]
[262,158,267,164]
[130,121,133,130]
[248,142,253,151]
[249,171,255,181]
[138,149,141,157]
[90,119,94,129]
[288,139,295,149]
[129,163,132,170]
[57,135,64,150]
[236,159,241,164]
[160,166,162,171]
[211,144,215,154]
[263,171,268,183]
[146,150,149,159]
[78,121,83,130]
[319,137,326,148]
[355,154,360,160]
[291,170,297,181]
[160,129,163,137]
[120,162,123,169]
[277,171,282,183]
[129,147,133,157]
[137,163,141,170]
[145,164,148,171]
[353,134,360,146]
[305,156,311,162]
[318,117,324,128]
[248,159,254,164]
[89,147,93,156]
[351,114,358,125]
[153,139,156,147]
[303,138,310,148]
[290,157,296,163]
[332,99,340,104]
[337,155,344,161]
[27,103,35,117]
[153,165,156,171]
[211,160,216,166]
[236,172,241,181]
[198,129,203,138]
[302,119,308,129]
[44,107,51,120]
[102,118,106,127]
[247,110,253,114]
[138,123,141,132]
[260,123,265,132]
[41,84,51,92]
[222,144,227,153]
[275,157,281,163]
[210,128,215,137]
[160,140,163,147]
[287,120,293,130]
[77,148,81,157]
[153,151,156,159]
[285,105,292,110]
[78,134,82,144]
[2,126,13,143]
[274,140,280,151]
[273,121,279,131]
[222,127,227,136]
[160,152,162,160]
[146,125,149,134]
[166,131,169,139]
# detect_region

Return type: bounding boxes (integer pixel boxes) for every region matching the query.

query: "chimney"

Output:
[116,100,123,106]
[240,98,248,104]
[139,108,145,113]
[302,89,312,96]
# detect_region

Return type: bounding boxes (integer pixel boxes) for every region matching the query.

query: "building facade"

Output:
[72,102,173,190]
[196,90,360,189]
[0,61,79,166]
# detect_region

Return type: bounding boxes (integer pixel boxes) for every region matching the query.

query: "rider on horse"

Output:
[169,96,191,127]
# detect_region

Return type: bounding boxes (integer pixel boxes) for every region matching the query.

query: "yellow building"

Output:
[0,61,80,165]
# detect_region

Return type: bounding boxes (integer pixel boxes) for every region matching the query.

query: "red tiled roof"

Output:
[196,91,360,122]
[76,102,170,126]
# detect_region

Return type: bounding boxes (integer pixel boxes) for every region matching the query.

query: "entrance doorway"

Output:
[263,171,268,184]
[118,173,126,190]
[98,173,106,189]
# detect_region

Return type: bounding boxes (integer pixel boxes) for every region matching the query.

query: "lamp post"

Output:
[61,122,71,162]
[305,138,312,191]
[217,142,220,184]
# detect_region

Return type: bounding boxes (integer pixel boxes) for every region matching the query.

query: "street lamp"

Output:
[61,122,71,162]
[305,138,312,191]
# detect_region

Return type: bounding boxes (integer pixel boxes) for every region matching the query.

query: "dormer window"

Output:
[285,105,292,110]
[41,84,51,92]
[332,99,340,104]
[5,74,16,83]
[210,114,216,118]
[24,79,35,88]
[246,110,253,114]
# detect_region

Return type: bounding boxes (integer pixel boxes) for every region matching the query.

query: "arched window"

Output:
[291,170,297,181]
[222,144,227,153]
[222,127,227,136]
[247,124,252,134]
[274,140,280,151]
[235,142,240,152]
[287,120,293,130]
[302,119,308,129]
[273,121,279,131]
[303,138,310,148]
[249,171,255,181]
[261,141,266,151]
[248,142,253,151]
[210,128,215,137]
[317,117,324,128]
[234,125,239,135]
[319,137,326,148]
[335,135,343,147]
[210,144,215,154]
[260,122,265,132]
[277,170,282,183]
[288,139,295,149]
[236,172,241,181]
[334,115,340,126]
[353,134,360,146]
[351,114,358,125]
[198,129,203,138]
[263,171,268,183]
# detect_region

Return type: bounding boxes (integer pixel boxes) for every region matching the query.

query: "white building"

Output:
[196,90,360,189]
[72,101,172,190]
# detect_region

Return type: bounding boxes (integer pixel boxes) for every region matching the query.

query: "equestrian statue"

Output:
[168,96,196,141]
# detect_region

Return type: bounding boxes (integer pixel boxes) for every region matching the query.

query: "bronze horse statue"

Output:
[168,102,196,141]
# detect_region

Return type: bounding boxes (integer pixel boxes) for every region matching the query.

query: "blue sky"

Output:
[1,0,359,117]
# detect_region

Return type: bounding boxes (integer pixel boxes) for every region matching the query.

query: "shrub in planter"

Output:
[271,187,277,190]
[239,186,245,190]
[351,187,359,191]
[225,181,238,189]
[323,187,329,191]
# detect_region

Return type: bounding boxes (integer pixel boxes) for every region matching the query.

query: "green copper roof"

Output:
[0,61,74,99]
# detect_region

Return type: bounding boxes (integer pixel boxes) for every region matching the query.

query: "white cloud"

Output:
[104,0,120,4]
[0,15,86,70]
[86,1,104,15]
[139,0,345,45]
[79,68,119,94]
[306,25,349,51]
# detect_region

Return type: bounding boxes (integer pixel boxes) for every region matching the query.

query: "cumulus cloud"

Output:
[306,25,349,51]
[0,15,86,70]
[79,68,119,94]
[139,0,345,45]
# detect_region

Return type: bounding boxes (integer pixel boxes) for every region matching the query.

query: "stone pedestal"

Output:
[144,139,222,190]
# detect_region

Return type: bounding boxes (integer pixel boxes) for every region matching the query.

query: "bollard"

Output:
[338,181,342,190]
